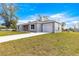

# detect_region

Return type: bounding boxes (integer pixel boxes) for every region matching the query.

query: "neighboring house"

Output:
[17,20,62,33]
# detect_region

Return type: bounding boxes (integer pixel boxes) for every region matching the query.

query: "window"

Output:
[31,24,35,29]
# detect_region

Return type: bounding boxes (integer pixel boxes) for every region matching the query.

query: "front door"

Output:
[23,25,28,31]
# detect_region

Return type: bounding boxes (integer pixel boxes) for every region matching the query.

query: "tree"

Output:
[10,19,18,29]
[0,3,18,29]
[68,28,74,32]
[0,4,10,28]
[61,22,66,31]
[37,15,49,21]
[37,15,42,21]
[42,16,49,21]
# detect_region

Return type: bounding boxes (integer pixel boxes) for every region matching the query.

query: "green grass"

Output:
[0,31,26,36]
[0,32,79,55]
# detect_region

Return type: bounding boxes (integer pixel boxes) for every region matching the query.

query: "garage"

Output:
[42,23,53,32]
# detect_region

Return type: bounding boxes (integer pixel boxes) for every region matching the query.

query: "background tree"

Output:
[37,15,42,21]
[61,22,66,31]
[0,4,10,28]
[10,19,18,29]
[0,3,18,29]
[37,15,49,21]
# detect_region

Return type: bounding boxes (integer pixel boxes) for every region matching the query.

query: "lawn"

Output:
[0,32,79,55]
[0,31,26,36]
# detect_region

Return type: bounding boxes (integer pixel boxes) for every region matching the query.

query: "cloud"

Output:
[66,17,79,22]
[18,12,79,29]
[49,13,69,22]
[18,15,38,24]
[50,13,66,18]
[50,13,79,22]
[65,20,79,29]
[70,20,79,25]
[49,12,79,28]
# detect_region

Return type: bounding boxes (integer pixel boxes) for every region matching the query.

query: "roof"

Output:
[29,20,62,24]
[17,20,62,25]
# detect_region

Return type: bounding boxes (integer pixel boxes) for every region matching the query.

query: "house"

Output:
[17,20,62,33]
[74,25,79,32]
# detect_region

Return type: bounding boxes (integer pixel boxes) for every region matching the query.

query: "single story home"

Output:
[17,20,62,33]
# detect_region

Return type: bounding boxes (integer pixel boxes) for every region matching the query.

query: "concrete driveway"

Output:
[0,32,48,43]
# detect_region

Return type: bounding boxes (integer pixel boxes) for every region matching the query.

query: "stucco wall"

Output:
[54,22,62,33]
[29,23,37,32]
[59,23,62,32]
[17,21,62,33]
[17,25,24,32]
[36,23,42,32]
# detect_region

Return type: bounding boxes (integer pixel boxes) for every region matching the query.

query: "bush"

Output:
[0,26,6,29]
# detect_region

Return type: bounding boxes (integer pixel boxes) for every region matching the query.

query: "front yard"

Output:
[0,31,26,36]
[0,32,79,55]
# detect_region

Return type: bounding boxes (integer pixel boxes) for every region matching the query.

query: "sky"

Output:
[1,3,79,28]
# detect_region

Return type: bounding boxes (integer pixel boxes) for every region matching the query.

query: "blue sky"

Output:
[1,3,79,28]
[16,3,79,16]
[15,3,79,28]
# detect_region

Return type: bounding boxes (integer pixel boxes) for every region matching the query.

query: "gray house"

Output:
[17,20,62,33]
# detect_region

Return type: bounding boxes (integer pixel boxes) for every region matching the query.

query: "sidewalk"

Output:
[0,32,48,43]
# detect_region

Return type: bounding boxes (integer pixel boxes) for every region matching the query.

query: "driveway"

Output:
[0,32,48,43]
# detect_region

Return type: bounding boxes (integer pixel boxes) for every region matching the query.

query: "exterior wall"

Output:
[29,23,37,32]
[16,25,19,31]
[54,22,62,33]
[17,21,62,33]
[59,23,62,32]
[36,23,42,32]
[17,25,24,32]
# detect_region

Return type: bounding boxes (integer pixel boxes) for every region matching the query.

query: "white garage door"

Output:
[43,23,53,32]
